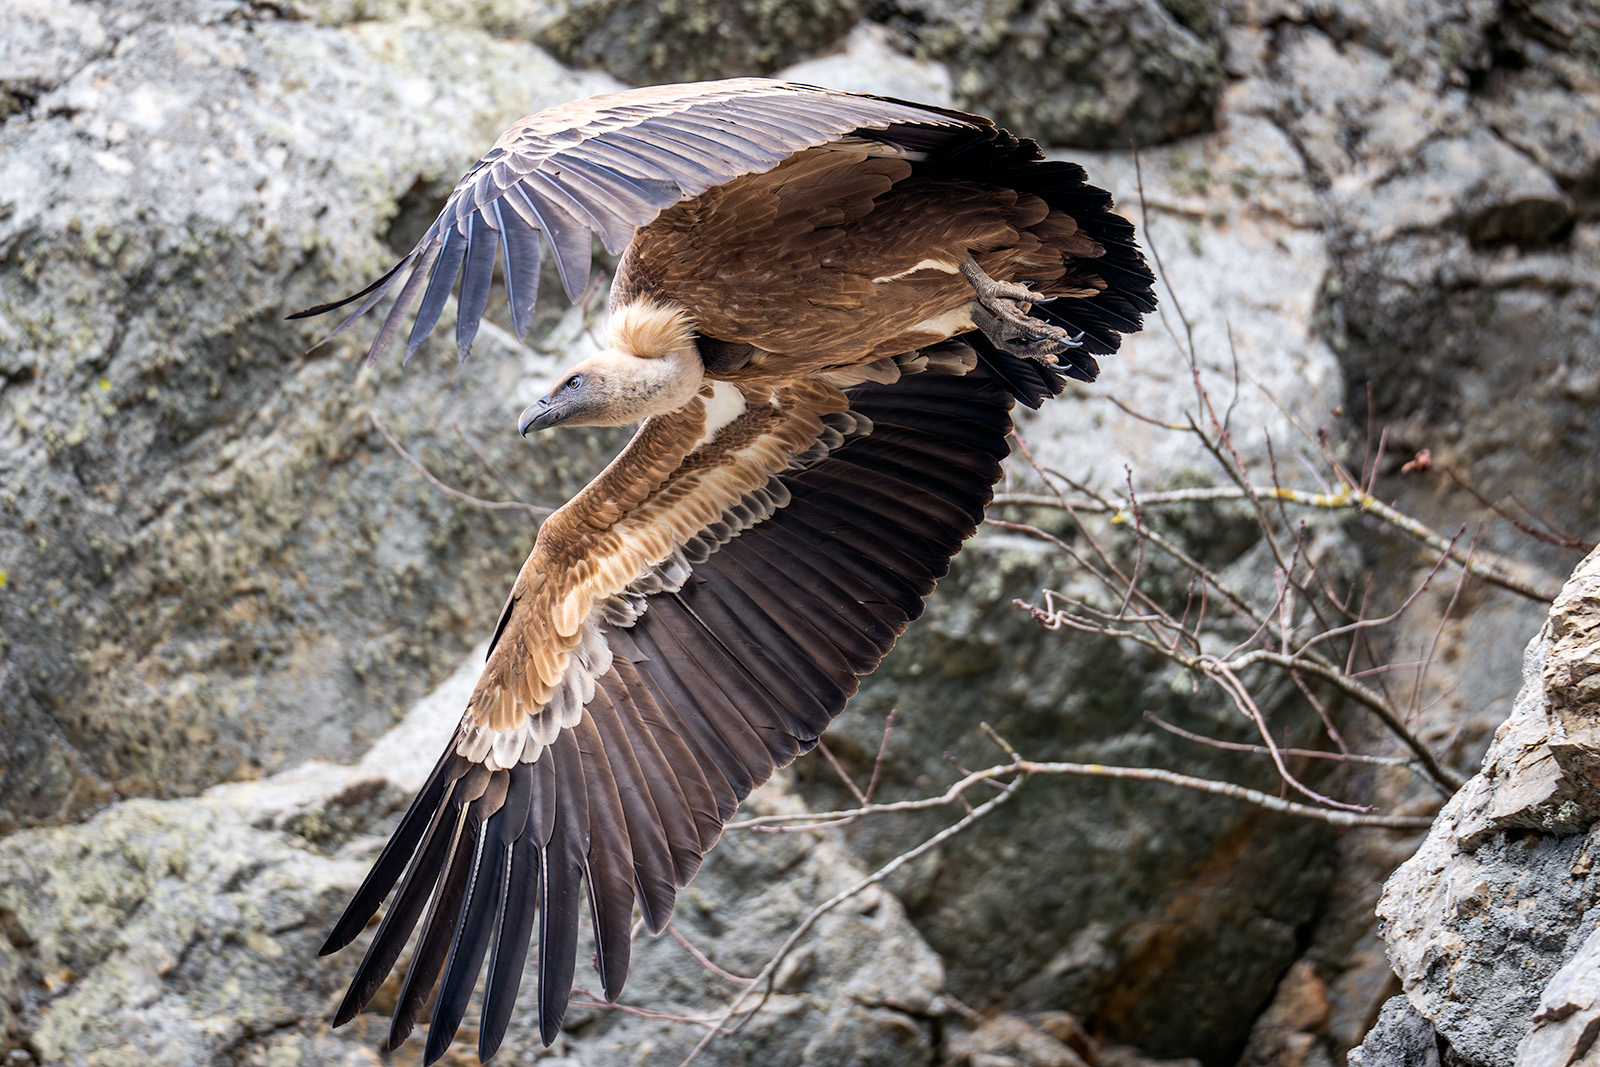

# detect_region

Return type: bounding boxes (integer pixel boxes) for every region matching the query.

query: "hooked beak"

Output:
[518,396,565,436]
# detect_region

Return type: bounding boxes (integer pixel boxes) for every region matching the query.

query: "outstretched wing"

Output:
[318,347,1027,1062]
[290,79,983,366]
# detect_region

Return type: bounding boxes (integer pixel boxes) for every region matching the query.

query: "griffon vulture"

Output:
[295,77,1155,1062]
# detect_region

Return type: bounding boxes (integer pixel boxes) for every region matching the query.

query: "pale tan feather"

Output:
[465,379,846,735]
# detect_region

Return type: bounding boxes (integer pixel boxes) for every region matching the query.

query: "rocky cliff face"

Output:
[1,1,1595,1065]
[0,0,630,833]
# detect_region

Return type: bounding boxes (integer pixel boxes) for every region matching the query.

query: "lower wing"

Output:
[318,343,1050,1062]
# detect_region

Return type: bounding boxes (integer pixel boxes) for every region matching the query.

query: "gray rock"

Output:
[1347,995,1443,1067]
[1481,0,1600,211]
[873,0,1225,148]
[1373,549,1600,1067]
[8,2,1599,1065]
[1516,921,1600,1067]
[283,0,562,34]
[1277,42,1599,1003]
[0,1,621,832]
[792,90,1354,1061]
[775,22,955,107]
[812,529,1338,1064]
[536,0,861,85]
[0,653,950,1065]
[0,0,112,108]
[1514,922,1600,1067]
[1291,1,1600,573]
[1357,131,1572,247]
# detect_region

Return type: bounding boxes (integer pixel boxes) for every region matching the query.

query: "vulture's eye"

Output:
[565,374,583,390]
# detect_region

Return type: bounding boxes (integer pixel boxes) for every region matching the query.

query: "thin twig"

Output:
[452,419,523,500]
[569,989,729,1028]
[1017,596,1463,793]
[369,411,552,518]
[863,710,898,805]
[1143,712,1413,767]
[681,774,1026,1066]
[816,742,868,807]
[667,923,755,984]
[728,758,1433,833]
[993,482,1558,603]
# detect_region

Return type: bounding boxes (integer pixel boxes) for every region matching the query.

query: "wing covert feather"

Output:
[291,79,981,364]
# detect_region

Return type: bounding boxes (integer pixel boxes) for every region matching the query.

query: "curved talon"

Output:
[961,256,1080,362]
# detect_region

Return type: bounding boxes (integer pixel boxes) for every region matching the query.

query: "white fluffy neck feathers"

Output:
[609,299,697,359]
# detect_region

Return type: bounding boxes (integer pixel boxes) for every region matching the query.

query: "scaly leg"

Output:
[959,256,1082,363]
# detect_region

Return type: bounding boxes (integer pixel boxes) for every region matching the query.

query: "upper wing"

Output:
[318,347,1022,1062]
[290,79,982,366]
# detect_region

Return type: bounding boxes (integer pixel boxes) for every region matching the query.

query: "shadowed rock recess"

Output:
[1,1,1596,1065]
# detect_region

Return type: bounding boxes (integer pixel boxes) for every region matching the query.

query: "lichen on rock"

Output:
[538,0,862,85]
[872,0,1224,148]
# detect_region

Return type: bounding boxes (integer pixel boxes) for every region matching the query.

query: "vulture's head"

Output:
[520,300,703,434]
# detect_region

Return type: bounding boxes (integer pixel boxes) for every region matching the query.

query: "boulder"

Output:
[1296,0,1600,560]
[1370,547,1600,1065]
[872,0,1225,148]
[0,655,949,1065]
[537,0,861,85]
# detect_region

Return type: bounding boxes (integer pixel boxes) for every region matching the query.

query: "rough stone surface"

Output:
[1373,548,1600,1066]
[1514,922,1600,1067]
[813,528,1340,1064]
[1348,995,1444,1067]
[776,22,955,107]
[537,0,861,85]
[1251,5,1600,1058]
[1303,0,1600,569]
[873,0,1225,148]
[0,0,621,832]
[798,72,1351,1064]
[0,656,950,1066]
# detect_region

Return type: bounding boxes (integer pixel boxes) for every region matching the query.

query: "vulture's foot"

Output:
[959,257,1081,363]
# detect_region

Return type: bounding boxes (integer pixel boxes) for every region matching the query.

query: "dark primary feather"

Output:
[573,713,638,999]
[405,227,465,364]
[478,815,536,1059]
[387,768,500,1049]
[320,748,467,955]
[456,214,499,361]
[427,768,527,1063]
[538,729,589,1047]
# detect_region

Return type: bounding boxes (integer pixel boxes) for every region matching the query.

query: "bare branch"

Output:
[369,411,552,518]
[681,773,1026,1066]
[1143,712,1412,767]
[816,741,868,807]
[667,923,755,984]
[995,481,1558,603]
[863,709,898,805]
[729,757,1433,834]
